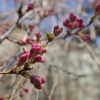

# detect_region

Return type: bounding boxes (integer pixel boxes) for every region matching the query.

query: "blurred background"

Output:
[0,0,100,100]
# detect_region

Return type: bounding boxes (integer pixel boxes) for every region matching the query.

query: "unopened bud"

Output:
[34,55,42,62]
[46,32,55,42]
[69,13,76,22]
[81,34,91,41]
[77,18,83,24]
[0,95,5,100]
[21,41,26,45]
[23,88,29,93]
[27,3,34,11]
[19,92,24,98]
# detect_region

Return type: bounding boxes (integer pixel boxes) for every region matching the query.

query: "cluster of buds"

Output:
[95,4,100,15]
[46,25,63,42]
[63,13,85,30]
[21,37,35,45]
[21,32,42,45]
[17,42,46,68]
[15,32,47,89]
[53,25,63,36]
[30,75,46,89]
[19,85,29,98]
[12,26,62,90]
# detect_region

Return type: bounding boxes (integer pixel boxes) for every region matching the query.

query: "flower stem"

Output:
[0,71,17,74]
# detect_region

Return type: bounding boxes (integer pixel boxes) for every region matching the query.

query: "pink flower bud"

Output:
[36,32,41,38]
[95,4,100,14]
[40,59,45,63]
[63,21,67,26]
[74,23,80,28]
[65,19,70,23]
[40,77,46,84]
[34,55,42,62]
[29,24,35,31]
[21,41,26,45]
[34,84,42,90]
[77,18,83,24]
[23,88,29,93]
[17,53,29,66]
[31,39,35,42]
[81,34,91,41]
[26,37,31,42]
[19,53,29,62]
[67,23,73,28]
[30,75,46,90]
[27,3,34,11]
[69,13,76,22]
[54,25,59,30]
[42,48,47,53]
[30,46,42,57]
[0,95,5,100]
[63,19,70,27]
[79,23,85,28]
[19,92,24,98]
[30,75,42,85]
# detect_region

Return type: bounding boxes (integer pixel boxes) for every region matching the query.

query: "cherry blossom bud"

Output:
[31,39,35,42]
[30,75,42,86]
[30,75,46,90]
[36,32,41,38]
[63,19,70,27]
[74,23,80,28]
[77,18,83,24]
[27,3,34,11]
[19,92,24,98]
[29,46,42,57]
[81,34,91,41]
[54,25,59,30]
[95,4,100,15]
[67,23,73,28]
[46,32,55,42]
[63,21,67,26]
[40,59,45,63]
[26,37,31,42]
[42,48,47,53]
[40,77,46,84]
[23,88,29,93]
[29,24,35,31]
[69,13,76,22]
[0,95,5,100]
[17,53,29,66]
[21,41,26,45]
[79,23,85,28]
[34,55,42,62]
[34,85,42,90]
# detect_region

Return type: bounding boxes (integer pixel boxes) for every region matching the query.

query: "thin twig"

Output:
[10,77,23,100]
[46,64,85,77]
